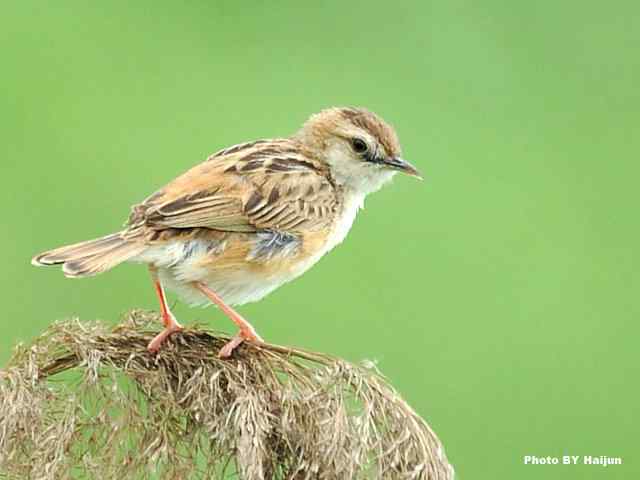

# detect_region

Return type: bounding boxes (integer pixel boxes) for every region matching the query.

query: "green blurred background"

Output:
[2,1,638,478]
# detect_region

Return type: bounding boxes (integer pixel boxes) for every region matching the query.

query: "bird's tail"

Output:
[31,231,145,278]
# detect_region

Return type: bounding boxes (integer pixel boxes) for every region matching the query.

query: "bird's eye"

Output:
[351,138,368,154]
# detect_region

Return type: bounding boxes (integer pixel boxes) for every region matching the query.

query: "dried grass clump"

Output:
[0,310,453,479]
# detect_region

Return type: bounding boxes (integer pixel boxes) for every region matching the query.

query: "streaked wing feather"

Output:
[127,139,338,235]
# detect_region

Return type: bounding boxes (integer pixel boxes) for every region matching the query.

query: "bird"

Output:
[32,107,421,358]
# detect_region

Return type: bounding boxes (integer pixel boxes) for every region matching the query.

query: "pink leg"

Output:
[147,267,183,352]
[192,282,263,358]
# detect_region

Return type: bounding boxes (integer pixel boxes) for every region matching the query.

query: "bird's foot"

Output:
[147,323,184,353]
[218,329,264,359]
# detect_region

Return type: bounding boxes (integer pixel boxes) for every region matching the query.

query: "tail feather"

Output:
[32,232,145,278]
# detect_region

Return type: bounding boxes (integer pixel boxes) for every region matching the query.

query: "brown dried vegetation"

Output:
[0,310,453,479]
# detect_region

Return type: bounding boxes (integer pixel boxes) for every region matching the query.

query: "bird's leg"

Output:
[147,266,183,352]
[192,281,264,358]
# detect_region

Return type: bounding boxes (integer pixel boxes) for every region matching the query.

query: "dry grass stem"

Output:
[0,310,454,479]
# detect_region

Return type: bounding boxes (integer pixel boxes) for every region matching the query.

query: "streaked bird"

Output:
[32,107,421,357]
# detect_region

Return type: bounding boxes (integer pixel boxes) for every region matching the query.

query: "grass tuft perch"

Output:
[0,310,454,479]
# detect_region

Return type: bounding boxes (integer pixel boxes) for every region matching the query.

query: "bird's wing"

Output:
[126,139,339,235]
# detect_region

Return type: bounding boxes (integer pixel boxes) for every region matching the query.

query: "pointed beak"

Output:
[383,157,422,179]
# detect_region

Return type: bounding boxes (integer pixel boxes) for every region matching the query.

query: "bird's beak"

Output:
[383,157,422,179]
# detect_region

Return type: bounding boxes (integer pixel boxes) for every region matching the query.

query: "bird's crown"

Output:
[297,107,402,159]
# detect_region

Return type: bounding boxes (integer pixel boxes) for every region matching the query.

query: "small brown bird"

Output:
[32,107,420,357]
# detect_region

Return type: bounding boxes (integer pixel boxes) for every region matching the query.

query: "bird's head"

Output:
[295,107,420,195]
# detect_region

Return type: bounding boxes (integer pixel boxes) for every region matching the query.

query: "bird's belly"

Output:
[146,230,331,307]
[158,267,292,307]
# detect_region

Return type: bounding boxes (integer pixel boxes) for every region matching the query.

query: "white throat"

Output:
[324,142,396,197]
